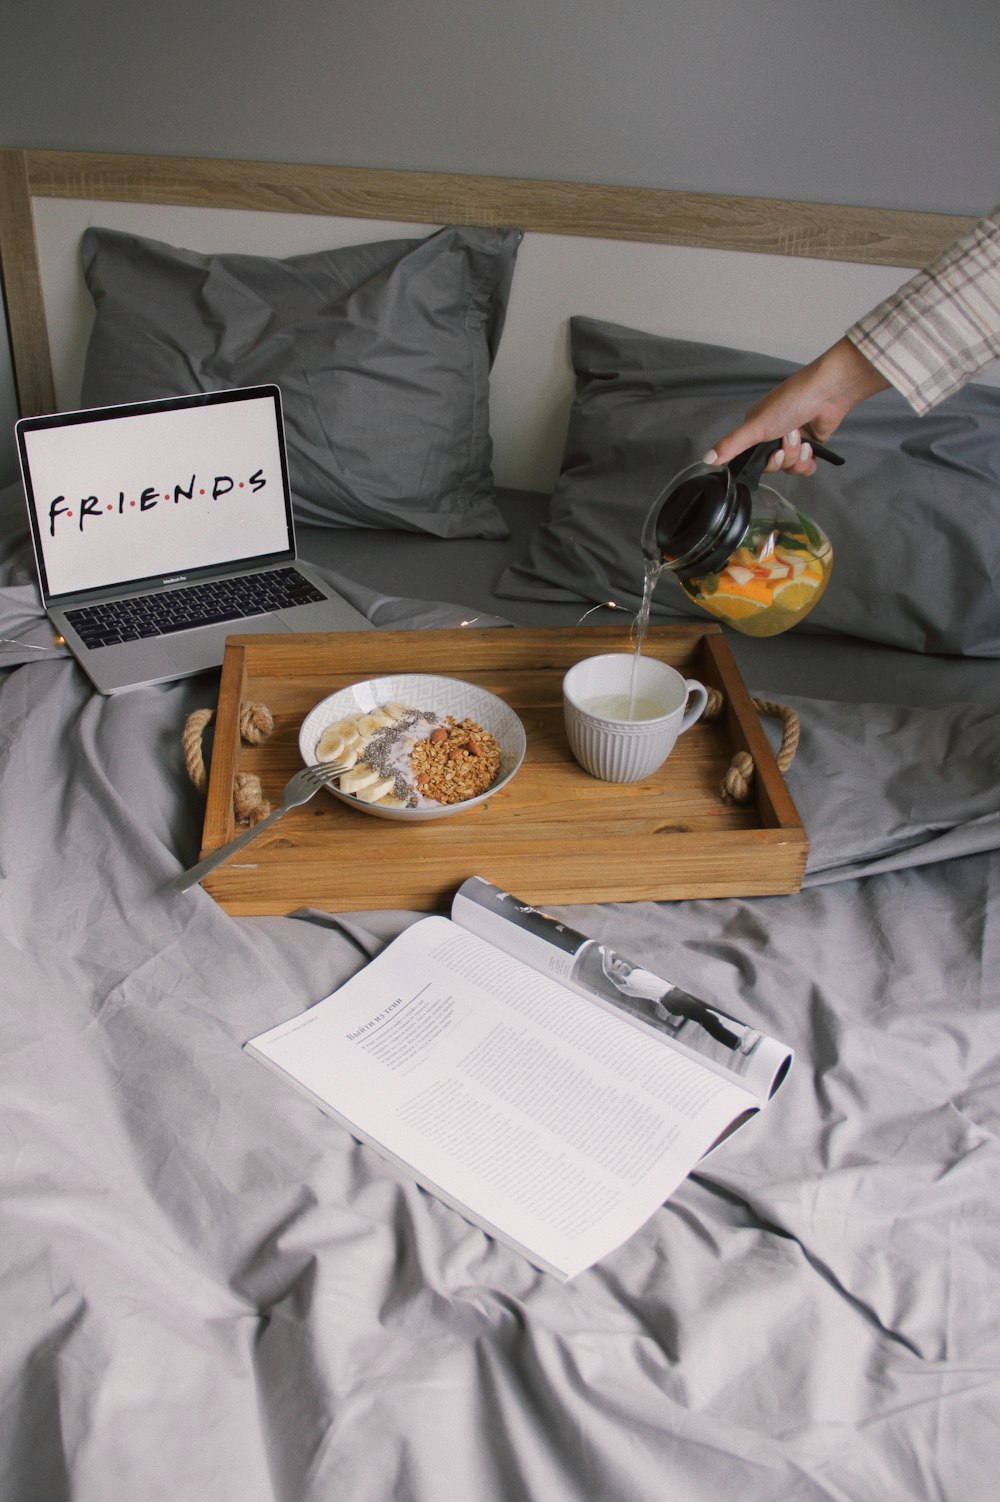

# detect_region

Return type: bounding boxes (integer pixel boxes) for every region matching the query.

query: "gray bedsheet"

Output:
[2,481,998,1502]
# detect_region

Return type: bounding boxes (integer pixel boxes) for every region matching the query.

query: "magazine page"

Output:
[245,915,760,1281]
[451,877,792,1104]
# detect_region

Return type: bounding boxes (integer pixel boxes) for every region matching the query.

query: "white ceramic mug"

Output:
[563,653,709,783]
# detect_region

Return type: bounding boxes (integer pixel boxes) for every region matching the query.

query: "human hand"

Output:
[704,336,890,476]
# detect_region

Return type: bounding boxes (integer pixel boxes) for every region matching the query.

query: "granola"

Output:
[409,717,502,805]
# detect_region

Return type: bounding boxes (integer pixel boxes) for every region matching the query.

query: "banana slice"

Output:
[315,698,422,804]
[332,720,362,749]
[339,763,379,794]
[354,776,398,804]
[316,727,345,762]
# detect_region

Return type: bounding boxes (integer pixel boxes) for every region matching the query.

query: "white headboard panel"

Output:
[3,151,981,495]
[488,234,913,492]
[29,198,912,495]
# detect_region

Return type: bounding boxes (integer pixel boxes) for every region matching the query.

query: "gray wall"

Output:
[4,0,998,213]
[2,0,999,480]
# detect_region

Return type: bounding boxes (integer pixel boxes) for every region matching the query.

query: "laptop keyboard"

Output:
[64,567,327,648]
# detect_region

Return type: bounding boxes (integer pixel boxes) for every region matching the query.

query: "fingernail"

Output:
[800,441,813,462]
[787,429,800,446]
[702,448,719,465]
[771,449,785,469]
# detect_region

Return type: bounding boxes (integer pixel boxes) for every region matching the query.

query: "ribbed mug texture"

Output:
[562,653,708,784]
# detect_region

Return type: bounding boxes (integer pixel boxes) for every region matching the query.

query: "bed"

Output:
[2,149,999,1502]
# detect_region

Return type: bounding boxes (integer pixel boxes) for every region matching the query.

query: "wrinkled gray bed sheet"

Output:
[3,481,999,1502]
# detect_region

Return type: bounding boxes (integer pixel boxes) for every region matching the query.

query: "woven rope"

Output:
[181,708,214,794]
[719,695,800,805]
[704,686,725,721]
[182,701,275,824]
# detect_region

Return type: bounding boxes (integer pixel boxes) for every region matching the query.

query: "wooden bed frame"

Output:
[0,148,975,492]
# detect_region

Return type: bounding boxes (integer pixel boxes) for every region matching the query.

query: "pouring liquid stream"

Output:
[626,555,665,715]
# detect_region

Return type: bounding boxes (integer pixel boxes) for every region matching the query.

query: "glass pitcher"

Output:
[641,439,839,638]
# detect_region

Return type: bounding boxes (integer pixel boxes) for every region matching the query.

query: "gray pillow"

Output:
[497,317,1000,655]
[80,224,522,537]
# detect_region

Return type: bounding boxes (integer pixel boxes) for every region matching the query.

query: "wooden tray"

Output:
[197,623,807,914]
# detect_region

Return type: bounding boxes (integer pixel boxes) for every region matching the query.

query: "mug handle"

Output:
[679,679,709,733]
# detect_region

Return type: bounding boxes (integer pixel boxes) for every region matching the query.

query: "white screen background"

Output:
[24,396,292,599]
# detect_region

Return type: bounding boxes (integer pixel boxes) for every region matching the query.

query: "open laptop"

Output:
[16,384,371,694]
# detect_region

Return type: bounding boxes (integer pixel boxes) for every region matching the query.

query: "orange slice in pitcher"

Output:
[717,572,773,604]
[697,577,772,621]
[705,594,770,621]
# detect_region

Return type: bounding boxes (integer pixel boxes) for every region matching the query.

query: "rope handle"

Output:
[704,687,800,805]
[182,701,274,825]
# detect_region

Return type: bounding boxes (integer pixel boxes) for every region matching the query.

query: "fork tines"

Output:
[306,760,352,782]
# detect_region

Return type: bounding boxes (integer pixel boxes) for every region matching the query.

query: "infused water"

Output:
[582,693,667,721]
[677,516,833,637]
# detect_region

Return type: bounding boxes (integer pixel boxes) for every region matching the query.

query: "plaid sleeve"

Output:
[845,203,1000,414]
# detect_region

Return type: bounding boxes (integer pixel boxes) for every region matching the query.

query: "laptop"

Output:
[16,385,371,694]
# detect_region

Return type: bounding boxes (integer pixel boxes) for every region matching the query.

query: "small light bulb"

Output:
[576,600,620,625]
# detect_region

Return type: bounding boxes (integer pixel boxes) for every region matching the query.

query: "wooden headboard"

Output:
[0,148,974,493]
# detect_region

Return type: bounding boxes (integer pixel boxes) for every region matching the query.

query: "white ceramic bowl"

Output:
[298,673,526,822]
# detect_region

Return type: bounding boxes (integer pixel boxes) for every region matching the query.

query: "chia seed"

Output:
[362,707,440,807]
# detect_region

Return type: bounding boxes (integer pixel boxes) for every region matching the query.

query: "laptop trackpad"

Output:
[164,614,290,671]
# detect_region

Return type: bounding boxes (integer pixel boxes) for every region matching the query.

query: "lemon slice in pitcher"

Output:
[772,575,822,613]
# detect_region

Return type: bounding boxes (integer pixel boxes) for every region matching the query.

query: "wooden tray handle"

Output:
[704,688,800,805]
[182,701,275,825]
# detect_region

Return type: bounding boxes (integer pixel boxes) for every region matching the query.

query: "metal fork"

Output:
[173,760,351,891]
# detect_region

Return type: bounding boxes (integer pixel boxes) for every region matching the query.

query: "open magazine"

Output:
[246,877,792,1280]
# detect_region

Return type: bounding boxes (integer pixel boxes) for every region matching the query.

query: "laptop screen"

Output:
[17,386,297,605]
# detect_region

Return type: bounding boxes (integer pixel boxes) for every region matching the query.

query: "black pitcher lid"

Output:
[649,465,751,577]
